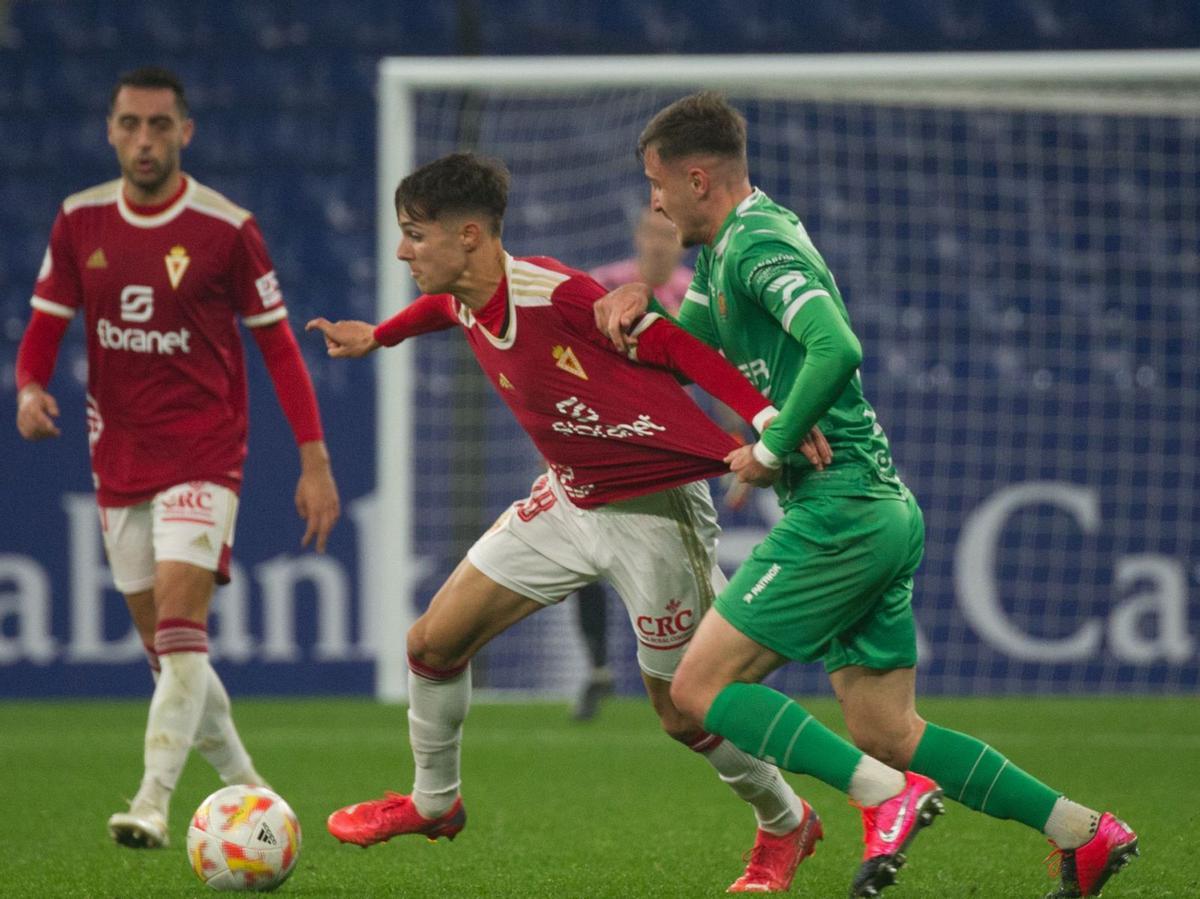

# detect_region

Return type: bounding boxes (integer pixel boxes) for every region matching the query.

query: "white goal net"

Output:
[374,52,1200,700]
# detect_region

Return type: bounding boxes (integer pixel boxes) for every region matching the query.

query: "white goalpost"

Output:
[373,51,1200,701]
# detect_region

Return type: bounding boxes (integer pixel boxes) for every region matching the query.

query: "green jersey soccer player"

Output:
[597,92,1137,899]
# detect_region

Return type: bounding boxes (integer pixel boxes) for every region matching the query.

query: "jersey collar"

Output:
[457,252,517,350]
[117,175,195,229]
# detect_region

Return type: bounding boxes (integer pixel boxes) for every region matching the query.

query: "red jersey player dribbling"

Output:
[308,152,829,894]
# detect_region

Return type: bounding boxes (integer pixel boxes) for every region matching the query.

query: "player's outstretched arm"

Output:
[16,383,61,440]
[593,282,652,353]
[295,440,340,553]
[305,318,380,358]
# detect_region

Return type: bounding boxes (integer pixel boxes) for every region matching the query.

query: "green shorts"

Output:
[714,492,923,674]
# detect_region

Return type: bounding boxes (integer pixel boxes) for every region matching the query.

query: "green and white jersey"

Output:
[677,188,906,504]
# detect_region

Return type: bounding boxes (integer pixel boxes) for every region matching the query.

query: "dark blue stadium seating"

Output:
[2,0,1196,346]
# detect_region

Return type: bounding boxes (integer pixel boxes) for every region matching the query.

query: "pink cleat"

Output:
[849,771,944,897]
[728,799,823,893]
[326,792,465,847]
[1045,812,1138,897]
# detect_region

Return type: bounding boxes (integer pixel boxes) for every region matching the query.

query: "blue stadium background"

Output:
[1,1,1197,698]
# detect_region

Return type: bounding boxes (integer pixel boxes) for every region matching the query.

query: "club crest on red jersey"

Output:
[165,245,190,289]
[498,373,514,391]
[552,345,588,380]
[86,248,108,269]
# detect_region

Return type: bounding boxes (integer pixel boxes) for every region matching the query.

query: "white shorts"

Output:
[467,471,726,680]
[99,481,239,594]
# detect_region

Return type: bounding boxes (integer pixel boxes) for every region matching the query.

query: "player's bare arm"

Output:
[593,282,653,352]
[295,439,340,553]
[16,383,62,440]
[305,318,380,358]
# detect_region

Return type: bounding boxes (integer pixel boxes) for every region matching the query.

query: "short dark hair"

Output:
[110,66,189,117]
[637,91,747,167]
[394,152,509,236]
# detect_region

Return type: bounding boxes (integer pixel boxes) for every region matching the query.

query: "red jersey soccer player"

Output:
[14,67,340,850]
[307,152,831,893]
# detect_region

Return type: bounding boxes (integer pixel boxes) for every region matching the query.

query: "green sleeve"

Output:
[646,295,678,322]
[673,253,720,349]
[760,296,862,458]
[737,243,861,457]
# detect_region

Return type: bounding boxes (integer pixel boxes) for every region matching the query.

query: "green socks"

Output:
[910,722,1058,830]
[705,682,862,792]
[705,683,1064,834]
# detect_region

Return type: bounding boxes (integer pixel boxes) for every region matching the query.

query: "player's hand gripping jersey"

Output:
[677,188,907,504]
[26,176,305,505]
[374,254,774,507]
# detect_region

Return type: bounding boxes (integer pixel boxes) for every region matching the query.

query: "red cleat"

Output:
[727,799,823,893]
[1045,812,1138,897]
[849,771,944,897]
[326,792,466,847]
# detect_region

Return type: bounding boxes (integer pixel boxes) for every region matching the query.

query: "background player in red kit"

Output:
[14,67,341,849]
[306,152,921,894]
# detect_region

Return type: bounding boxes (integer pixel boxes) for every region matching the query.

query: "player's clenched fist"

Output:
[16,384,62,440]
[305,318,380,358]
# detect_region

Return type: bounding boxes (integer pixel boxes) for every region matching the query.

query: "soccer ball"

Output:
[187,785,302,892]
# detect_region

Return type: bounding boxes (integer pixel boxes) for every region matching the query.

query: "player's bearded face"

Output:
[107,87,193,199]
[396,214,468,295]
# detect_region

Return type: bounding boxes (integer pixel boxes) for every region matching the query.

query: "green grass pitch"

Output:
[2,695,1196,897]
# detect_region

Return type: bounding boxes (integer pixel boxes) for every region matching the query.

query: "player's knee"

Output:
[405,620,468,672]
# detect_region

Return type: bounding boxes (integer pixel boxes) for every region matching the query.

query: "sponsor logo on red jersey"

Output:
[550,395,667,440]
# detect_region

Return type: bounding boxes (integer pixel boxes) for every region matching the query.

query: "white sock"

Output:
[149,658,264,787]
[133,650,207,815]
[1044,797,1101,849]
[704,739,804,835]
[847,755,907,807]
[408,664,471,819]
[193,663,266,787]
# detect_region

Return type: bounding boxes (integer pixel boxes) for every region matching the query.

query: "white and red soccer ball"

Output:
[187,785,301,892]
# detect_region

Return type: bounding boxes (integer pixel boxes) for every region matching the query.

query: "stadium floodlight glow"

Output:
[376,51,1200,701]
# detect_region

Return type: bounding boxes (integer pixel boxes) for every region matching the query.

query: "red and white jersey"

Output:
[31,175,288,505]
[390,254,741,508]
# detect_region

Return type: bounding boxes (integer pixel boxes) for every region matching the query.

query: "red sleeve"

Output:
[33,210,84,317]
[251,319,324,444]
[231,218,287,323]
[633,318,772,427]
[16,310,70,391]
[373,293,458,347]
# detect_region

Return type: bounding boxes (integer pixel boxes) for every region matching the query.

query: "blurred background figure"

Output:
[568,207,694,721]
[591,207,692,313]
